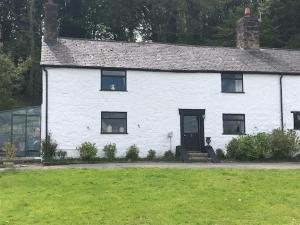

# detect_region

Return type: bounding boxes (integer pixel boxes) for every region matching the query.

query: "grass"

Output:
[1,168,300,225]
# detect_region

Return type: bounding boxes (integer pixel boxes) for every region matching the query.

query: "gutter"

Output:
[280,74,284,130]
[42,67,49,139]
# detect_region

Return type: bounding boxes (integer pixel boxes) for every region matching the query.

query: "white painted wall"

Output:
[41,68,300,157]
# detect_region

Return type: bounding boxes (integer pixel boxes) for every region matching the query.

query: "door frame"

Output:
[179,109,205,151]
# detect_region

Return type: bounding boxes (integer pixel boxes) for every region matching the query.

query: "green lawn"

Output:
[1,168,300,225]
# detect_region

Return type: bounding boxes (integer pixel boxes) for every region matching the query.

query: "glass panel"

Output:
[102,112,126,119]
[26,116,41,151]
[0,112,12,151]
[223,120,245,134]
[12,115,26,153]
[102,70,125,76]
[222,79,243,92]
[102,76,126,91]
[223,114,244,121]
[102,118,127,133]
[27,107,41,115]
[184,116,198,133]
[222,74,243,79]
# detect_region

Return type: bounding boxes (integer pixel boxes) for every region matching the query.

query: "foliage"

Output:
[103,143,117,161]
[126,145,139,161]
[216,148,226,160]
[76,142,98,160]
[147,149,156,160]
[56,150,67,160]
[3,142,16,159]
[41,134,58,161]
[163,150,175,161]
[226,129,300,161]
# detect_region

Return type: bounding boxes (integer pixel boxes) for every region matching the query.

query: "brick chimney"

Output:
[236,8,260,49]
[44,0,58,43]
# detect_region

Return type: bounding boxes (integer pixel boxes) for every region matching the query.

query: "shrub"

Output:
[126,145,139,161]
[147,149,156,160]
[270,129,300,159]
[41,134,58,161]
[56,150,67,160]
[226,129,300,161]
[3,142,16,159]
[103,143,117,161]
[164,150,175,161]
[216,148,225,160]
[76,142,98,160]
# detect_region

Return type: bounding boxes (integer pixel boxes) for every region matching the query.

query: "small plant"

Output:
[147,149,156,160]
[103,143,117,161]
[41,134,58,161]
[76,142,98,160]
[56,150,67,160]
[216,148,226,160]
[164,150,175,161]
[126,145,139,161]
[3,142,16,159]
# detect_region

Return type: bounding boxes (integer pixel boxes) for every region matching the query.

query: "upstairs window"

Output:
[293,112,300,130]
[101,70,126,91]
[101,112,127,134]
[223,114,245,135]
[221,73,243,93]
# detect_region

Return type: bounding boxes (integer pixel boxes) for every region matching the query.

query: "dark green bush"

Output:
[226,129,300,161]
[41,134,58,161]
[147,149,156,160]
[76,142,98,160]
[163,150,175,161]
[126,145,139,161]
[103,143,117,161]
[56,150,67,160]
[216,148,226,160]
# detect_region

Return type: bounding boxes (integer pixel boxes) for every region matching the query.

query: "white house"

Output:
[40,2,300,160]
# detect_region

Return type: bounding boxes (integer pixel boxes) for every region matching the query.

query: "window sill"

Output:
[221,91,245,94]
[100,90,128,92]
[101,132,128,135]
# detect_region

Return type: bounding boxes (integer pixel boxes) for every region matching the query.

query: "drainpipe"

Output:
[280,74,284,131]
[42,68,49,139]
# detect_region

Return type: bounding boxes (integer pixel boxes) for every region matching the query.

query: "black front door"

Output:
[179,109,205,151]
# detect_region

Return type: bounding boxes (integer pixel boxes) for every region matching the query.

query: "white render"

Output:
[41,68,300,158]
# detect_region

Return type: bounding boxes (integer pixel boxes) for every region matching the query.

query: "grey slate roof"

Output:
[41,37,300,75]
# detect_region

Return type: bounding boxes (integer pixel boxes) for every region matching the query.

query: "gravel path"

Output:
[2,162,300,171]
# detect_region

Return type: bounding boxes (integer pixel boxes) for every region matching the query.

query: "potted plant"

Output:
[2,142,16,168]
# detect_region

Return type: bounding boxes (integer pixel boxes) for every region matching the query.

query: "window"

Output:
[292,112,300,130]
[221,73,243,93]
[101,70,126,91]
[223,114,245,135]
[101,112,127,134]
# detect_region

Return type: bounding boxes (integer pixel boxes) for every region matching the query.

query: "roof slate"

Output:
[41,38,300,74]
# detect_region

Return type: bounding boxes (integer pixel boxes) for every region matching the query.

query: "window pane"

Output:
[222,79,243,92]
[223,114,244,121]
[294,113,300,130]
[102,76,126,91]
[102,112,126,119]
[184,116,198,133]
[102,118,127,133]
[102,70,125,76]
[223,120,245,134]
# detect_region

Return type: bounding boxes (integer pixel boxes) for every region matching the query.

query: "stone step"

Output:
[189,156,211,162]
[187,152,208,157]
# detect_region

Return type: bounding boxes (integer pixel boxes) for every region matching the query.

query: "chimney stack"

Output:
[44,0,58,43]
[236,8,260,49]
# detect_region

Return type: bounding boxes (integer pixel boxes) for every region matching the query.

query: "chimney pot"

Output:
[245,8,251,17]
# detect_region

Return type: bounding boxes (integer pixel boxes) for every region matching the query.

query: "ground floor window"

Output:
[223,114,245,135]
[101,112,127,134]
[292,112,300,130]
